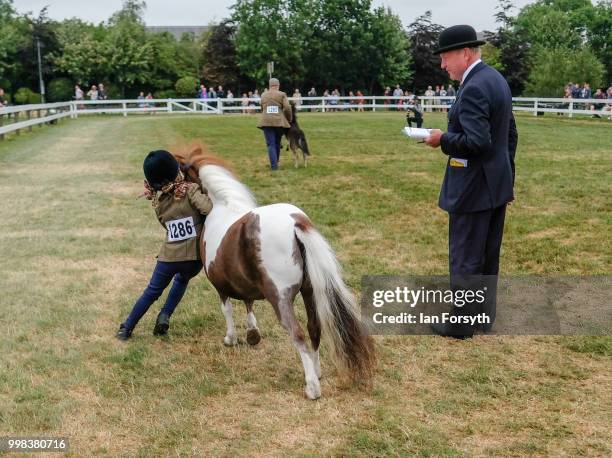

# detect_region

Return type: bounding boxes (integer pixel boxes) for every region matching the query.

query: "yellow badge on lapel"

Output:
[449,158,468,168]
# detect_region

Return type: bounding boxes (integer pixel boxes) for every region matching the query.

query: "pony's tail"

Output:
[294,219,375,383]
[298,133,310,156]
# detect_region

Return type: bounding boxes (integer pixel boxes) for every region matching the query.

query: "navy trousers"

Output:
[263,127,284,169]
[448,204,507,331]
[123,260,202,331]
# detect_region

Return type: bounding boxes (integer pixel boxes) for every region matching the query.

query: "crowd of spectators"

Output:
[561,82,612,117]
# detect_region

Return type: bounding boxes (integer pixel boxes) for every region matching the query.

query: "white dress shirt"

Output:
[461,59,482,85]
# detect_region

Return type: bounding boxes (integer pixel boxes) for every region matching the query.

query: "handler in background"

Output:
[116,150,213,340]
[424,25,518,338]
[257,78,292,170]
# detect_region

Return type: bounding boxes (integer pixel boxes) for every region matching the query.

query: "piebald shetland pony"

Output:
[173,144,374,399]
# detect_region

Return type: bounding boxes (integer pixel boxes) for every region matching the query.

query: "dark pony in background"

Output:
[284,103,310,167]
[173,142,374,399]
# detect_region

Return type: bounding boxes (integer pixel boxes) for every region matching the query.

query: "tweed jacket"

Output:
[154,184,212,262]
[257,89,292,129]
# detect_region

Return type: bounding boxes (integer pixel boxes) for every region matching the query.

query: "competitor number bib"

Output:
[266,105,279,114]
[166,216,196,242]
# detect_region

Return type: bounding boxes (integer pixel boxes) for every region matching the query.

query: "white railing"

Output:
[1,96,610,138]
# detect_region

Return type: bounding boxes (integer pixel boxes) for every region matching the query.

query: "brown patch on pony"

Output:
[205,212,277,305]
[291,213,314,232]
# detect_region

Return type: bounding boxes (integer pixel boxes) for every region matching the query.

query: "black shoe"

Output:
[430,322,473,340]
[153,313,170,336]
[116,324,132,341]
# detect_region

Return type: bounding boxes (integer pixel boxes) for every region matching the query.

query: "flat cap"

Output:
[269,78,280,86]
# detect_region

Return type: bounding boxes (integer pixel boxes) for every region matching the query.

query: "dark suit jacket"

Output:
[439,62,517,213]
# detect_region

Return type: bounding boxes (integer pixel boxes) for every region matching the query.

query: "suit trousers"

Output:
[448,204,507,332]
[263,127,284,170]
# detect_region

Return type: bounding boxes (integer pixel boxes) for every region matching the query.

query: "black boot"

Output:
[116,324,132,341]
[153,313,170,336]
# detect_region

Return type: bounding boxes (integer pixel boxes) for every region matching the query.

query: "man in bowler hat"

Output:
[257,78,292,170]
[424,25,518,338]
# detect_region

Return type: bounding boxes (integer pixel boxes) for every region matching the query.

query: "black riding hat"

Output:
[434,25,486,55]
[143,150,179,191]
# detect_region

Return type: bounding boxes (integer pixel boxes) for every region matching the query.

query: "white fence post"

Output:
[569,100,574,118]
[534,99,538,116]
[322,98,326,113]
[122,102,127,117]
[372,97,376,112]
[167,100,172,113]
[217,99,223,115]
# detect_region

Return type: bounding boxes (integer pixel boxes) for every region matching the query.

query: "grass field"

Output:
[0,111,610,457]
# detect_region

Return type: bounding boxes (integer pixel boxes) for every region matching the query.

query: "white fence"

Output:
[1,96,610,138]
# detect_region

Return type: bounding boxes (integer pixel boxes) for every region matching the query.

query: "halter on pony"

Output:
[173,143,375,399]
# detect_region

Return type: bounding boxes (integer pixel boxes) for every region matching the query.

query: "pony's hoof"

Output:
[223,335,238,346]
[246,328,261,346]
[305,378,321,400]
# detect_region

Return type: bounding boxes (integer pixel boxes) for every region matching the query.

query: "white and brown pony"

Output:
[173,144,374,399]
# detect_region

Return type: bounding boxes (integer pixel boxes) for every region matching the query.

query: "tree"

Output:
[515,0,585,50]
[586,1,611,84]
[524,47,604,96]
[103,0,152,96]
[0,0,23,82]
[357,6,412,93]
[232,0,309,89]
[485,0,531,95]
[202,20,243,90]
[53,19,107,85]
[407,11,448,93]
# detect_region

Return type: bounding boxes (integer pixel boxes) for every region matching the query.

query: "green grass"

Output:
[0,112,610,457]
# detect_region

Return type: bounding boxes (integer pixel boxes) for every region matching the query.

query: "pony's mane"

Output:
[171,141,257,213]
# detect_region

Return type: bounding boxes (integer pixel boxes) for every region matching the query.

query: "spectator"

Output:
[384,86,391,108]
[87,85,98,101]
[570,82,581,99]
[209,87,217,99]
[393,84,403,110]
[74,84,84,101]
[145,92,154,113]
[307,86,317,111]
[424,85,435,112]
[601,87,612,118]
[447,84,456,97]
[581,82,591,100]
[137,91,146,108]
[356,90,365,112]
[226,89,234,100]
[98,83,108,100]
[0,87,7,106]
[592,88,605,117]
[439,85,448,112]
[348,90,355,111]
[292,88,302,108]
[559,86,572,116]
[217,85,224,99]
[241,93,249,114]
[198,85,207,99]
[330,89,340,111]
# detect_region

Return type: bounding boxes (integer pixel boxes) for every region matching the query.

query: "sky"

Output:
[14,0,540,32]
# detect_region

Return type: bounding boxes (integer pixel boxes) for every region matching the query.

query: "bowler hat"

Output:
[143,150,179,191]
[434,25,485,54]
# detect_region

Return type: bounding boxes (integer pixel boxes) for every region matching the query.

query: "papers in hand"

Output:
[403,127,431,140]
